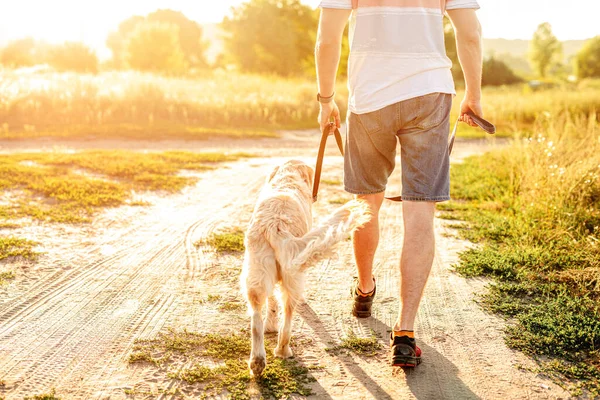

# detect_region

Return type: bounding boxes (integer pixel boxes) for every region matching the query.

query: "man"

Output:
[315,0,483,367]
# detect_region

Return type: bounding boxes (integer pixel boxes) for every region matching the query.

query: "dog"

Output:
[240,159,370,376]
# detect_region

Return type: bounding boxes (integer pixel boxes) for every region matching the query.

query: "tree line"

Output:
[1,0,599,83]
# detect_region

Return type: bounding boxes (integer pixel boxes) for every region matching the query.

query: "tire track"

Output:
[0,158,279,399]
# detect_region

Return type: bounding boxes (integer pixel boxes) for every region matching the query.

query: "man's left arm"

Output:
[315,8,351,133]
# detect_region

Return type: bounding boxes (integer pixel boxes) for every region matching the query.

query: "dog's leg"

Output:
[247,287,268,376]
[265,294,279,333]
[274,281,302,359]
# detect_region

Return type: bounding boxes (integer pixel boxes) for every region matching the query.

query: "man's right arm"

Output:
[447,9,483,126]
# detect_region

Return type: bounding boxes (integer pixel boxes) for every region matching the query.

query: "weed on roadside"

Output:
[24,389,60,400]
[444,114,600,396]
[0,151,251,223]
[321,179,342,186]
[326,330,382,356]
[128,329,314,399]
[197,229,245,253]
[328,197,350,205]
[0,237,38,262]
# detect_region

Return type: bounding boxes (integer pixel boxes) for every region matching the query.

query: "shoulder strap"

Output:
[352,0,358,9]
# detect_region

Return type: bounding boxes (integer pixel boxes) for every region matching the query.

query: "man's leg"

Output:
[353,192,385,294]
[394,201,436,331]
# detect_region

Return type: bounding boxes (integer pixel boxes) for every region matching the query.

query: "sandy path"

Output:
[0,135,569,399]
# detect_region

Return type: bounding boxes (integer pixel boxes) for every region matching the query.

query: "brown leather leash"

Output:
[312,111,496,203]
[312,123,345,202]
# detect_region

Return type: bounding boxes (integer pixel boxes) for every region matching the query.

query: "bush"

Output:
[0,37,37,67]
[107,9,208,70]
[482,56,523,86]
[47,42,98,73]
[575,36,600,79]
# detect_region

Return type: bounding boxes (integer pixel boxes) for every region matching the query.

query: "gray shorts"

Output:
[344,92,452,202]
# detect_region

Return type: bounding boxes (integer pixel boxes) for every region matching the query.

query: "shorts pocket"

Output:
[415,93,449,130]
[354,109,382,135]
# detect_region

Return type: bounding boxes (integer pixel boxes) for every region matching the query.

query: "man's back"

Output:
[319,0,480,114]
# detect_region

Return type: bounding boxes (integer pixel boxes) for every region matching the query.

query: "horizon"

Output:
[0,0,598,61]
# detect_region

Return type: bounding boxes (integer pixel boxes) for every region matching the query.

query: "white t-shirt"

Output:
[319,0,480,114]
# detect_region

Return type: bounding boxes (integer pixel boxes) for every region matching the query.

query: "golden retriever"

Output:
[240,160,369,376]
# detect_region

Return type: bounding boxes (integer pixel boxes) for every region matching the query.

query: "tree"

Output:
[125,21,187,75]
[107,10,208,70]
[106,15,145,68]
[529,22,562,78]
[482,56,523,86]
[0,37,36,67]
[222,0,317,76]
[147,9,209,68]
[48,42,98,73]
[575,36,600,79]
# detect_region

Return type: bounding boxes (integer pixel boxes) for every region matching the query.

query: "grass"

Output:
[0,237,37,262]
[0,70,349,139]
[328,197,350,205]
[0,271,16,286]
[326,330,382,356]
[128,329,314,399]
[2,70,598,140]
[23,389,60,400]
[0,151,250,223]
[198,228,245,253]
[321,178,342,186]
[443,113,600,396]
[219,301,245,312]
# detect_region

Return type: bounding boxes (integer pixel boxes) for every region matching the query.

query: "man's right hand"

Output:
[459,95,483,127]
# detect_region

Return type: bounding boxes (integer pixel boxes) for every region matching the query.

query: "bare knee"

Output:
[403,201,436,232]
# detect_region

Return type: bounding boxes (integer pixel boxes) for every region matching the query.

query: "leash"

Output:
[312,123,344,202]
[312,111,496,203]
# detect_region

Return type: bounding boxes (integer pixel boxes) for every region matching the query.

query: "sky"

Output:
[0,0,598,60]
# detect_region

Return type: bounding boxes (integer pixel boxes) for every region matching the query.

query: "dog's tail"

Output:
[266,199,370,272]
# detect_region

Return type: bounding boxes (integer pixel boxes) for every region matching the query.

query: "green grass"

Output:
[0,237,38,262]
[326,330,382,356]
[198,228,245,253]
[128,329,314,399]
[0,124,277,141]
[321,178,342,186]
[24,389,60,400]
[443,114,600,396]
[0,151,250,223]
[219,301,246,312]
[328,197,350,205]
[0,271,16,286]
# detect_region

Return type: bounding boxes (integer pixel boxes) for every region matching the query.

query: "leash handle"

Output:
[449,110,495,158]
[313,123,344,202]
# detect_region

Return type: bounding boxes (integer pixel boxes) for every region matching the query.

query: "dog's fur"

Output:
[240,160,370,376]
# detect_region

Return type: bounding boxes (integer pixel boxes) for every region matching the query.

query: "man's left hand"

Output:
[318,101,341,134]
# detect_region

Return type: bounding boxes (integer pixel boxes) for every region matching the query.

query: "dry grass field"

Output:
[1,69,598,140]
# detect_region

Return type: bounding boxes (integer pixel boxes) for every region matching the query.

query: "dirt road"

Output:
[0,133,569,399]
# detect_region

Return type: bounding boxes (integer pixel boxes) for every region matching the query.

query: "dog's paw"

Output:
[274,345,294,359]
[249,355,266,376]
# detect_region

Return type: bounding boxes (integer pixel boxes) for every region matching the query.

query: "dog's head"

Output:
[268,160,314,196]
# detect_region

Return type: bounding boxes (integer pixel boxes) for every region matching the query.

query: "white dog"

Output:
[240,160,370,376]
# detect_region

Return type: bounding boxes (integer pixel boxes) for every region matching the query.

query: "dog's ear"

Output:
[268,166,280,182]
[299,165,314,189]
